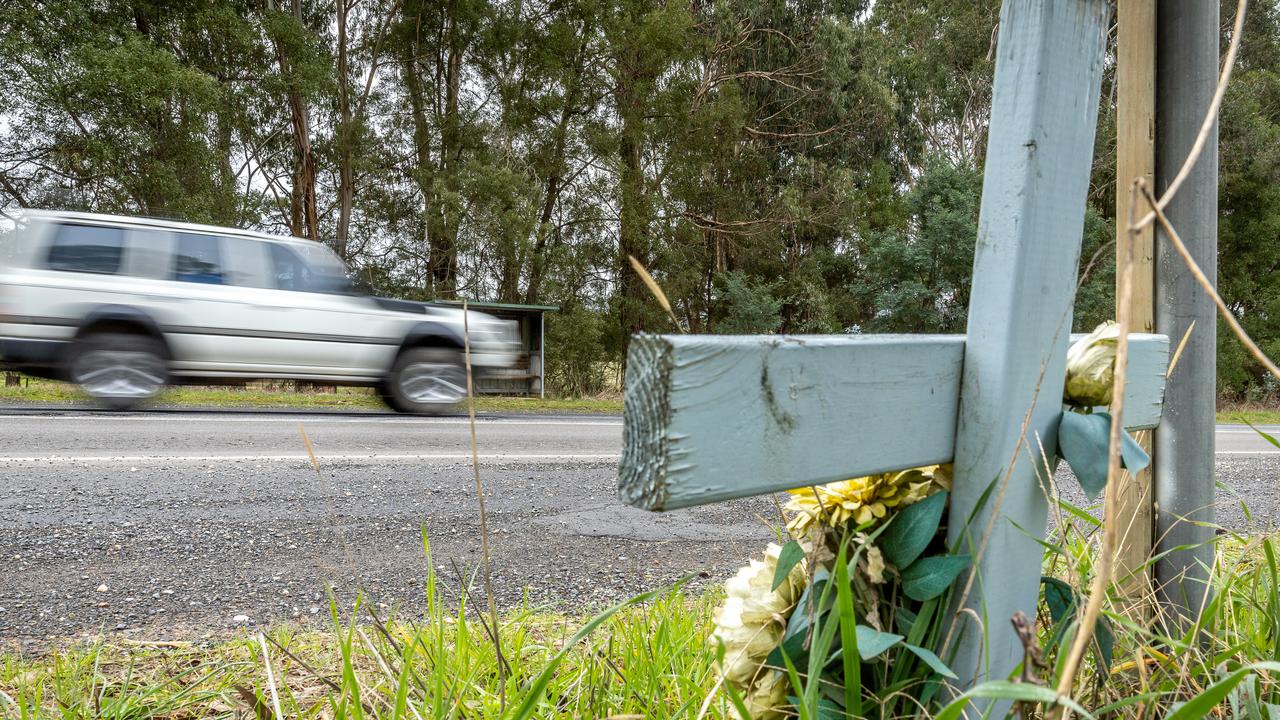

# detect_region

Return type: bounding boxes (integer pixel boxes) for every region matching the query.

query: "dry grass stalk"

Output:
[1166,321,1196,378]
[298,423,321,474]
[627,255,683,332]
[1052,181,1142,716]
[257,633,285,720]
[461,298,506,711]
[262,634,343,693]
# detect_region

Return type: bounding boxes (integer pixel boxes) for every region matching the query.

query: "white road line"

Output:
[0,453,622,463]
[1215,450,1280,456]
[0,414,622,427]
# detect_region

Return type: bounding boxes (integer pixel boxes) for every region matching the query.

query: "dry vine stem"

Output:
[462,299,506,710]
[1133,0,1247,233]
[1051,183,1141,718]
[1140,184,1280,383]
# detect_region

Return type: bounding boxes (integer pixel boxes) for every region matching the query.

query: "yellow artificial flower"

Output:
[709,543,806,703]
[865,544,887,584]
[784,464,951,536]
[1064,320,1120,407]
[739,670,789,720]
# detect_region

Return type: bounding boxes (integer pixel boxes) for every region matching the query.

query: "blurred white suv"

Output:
[0,211,519,412]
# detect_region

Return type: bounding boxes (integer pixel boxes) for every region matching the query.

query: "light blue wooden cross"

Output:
[617,0,1164,691]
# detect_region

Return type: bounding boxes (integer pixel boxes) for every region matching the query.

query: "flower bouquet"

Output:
[709,464,967,718]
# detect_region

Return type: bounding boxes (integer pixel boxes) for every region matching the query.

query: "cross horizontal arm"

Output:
[617,332,1168,511]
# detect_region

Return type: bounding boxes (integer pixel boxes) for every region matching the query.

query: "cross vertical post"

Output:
[944,0,1110,689]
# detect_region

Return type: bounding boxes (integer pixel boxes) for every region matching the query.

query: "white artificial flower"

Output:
[1064,321,1121,407]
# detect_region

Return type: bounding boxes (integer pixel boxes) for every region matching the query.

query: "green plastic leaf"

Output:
[901,554,971,601]
[766,629,808,670]
[903,642,958,679]
[879,491,948,569]
[854,625,903,660]
[1042,575,1077,651]
[1059,412,1149,499]
[784,696,844,720]
[894,607,918,637]
[1094,616,1114,674]
[1119,430,1150,474]
[815,698,844,720]
[1042,576,1075,621]
[1058,411,1111,498]
[1039,576,1111,670]
[783,568,829,641]
[772,539,804,591]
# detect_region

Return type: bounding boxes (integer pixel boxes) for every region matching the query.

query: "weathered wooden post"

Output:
[1114,0,1157,606]
[944,0,1111,686]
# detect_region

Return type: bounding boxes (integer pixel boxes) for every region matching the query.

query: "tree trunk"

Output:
[524,28,590,306]
[335,0,353,259]
[523,173,562,305]
[269,0,319,240]
[402,14,438,297]
[615,26,652,360]
[431,0,463,298]
[617,96,649,356]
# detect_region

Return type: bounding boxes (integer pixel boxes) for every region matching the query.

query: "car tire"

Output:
[384,347,467,414]
[69,332,169,411]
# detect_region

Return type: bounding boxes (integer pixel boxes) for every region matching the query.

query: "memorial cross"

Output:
[617,0,1168,688]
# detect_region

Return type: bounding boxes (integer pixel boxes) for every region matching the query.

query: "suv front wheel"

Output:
[383,348,467,414]
[70,333,169,410]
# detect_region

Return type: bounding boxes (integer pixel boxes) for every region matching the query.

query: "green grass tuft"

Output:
[1,561,723,719]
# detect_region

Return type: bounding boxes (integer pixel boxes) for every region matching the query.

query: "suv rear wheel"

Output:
[383,348,467,414]
[70,333,168,410]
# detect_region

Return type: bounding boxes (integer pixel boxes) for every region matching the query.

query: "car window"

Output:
[270,243,352,294]
[221,236,272,288]
[45,224,125,274]
[124,228,174,279]
[173,233,224,284]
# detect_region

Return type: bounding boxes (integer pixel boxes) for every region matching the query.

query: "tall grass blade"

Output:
[1165,663,1280,720]
[833,542,862,718]
[505,584,676,720]
[1244,419,1280,450]
[934,681,1095,720]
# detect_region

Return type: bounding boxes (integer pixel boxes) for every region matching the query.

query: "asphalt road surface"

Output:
[1,409,1277,646]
